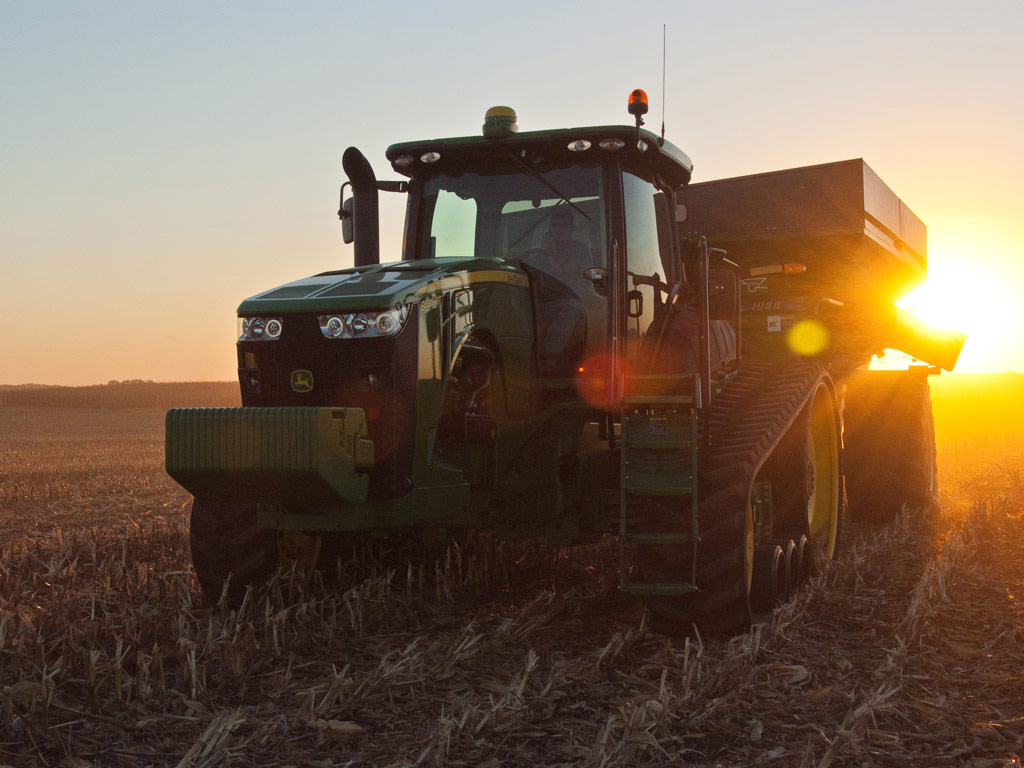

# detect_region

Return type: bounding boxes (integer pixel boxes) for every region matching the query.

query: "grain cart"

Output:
[166,93,964,634]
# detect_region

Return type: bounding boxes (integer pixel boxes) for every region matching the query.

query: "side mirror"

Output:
[339,191,354,245]
[627,289,644,319]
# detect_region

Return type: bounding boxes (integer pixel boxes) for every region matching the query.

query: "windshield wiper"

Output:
[506,152,592,222]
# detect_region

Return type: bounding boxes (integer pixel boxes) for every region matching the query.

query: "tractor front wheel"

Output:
[190,499,327,605]
[190,498,277,606]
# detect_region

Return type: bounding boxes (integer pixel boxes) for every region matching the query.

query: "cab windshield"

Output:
[416,165,605,270]
[416,164,608,378]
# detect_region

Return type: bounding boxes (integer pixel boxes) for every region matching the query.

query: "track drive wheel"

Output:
[805,380,842,562]
[760,378,843,571]
[844,370,938,523]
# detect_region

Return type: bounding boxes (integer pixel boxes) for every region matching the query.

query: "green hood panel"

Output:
[237,258,528,314]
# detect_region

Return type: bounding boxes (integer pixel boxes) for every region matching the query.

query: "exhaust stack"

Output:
[342,147,380,267]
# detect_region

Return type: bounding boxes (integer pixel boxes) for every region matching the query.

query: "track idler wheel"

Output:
[751,536,811,613]
[750,543,787,611]
[794,534,813,582]
[776,538,798,598]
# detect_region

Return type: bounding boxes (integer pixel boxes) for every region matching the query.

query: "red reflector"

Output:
[368,407,381,421]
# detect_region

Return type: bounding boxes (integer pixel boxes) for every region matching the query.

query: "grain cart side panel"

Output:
[675,158,964,371]
[676,159,926,306]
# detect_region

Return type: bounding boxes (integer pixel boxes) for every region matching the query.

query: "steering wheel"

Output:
[520,247,567,279]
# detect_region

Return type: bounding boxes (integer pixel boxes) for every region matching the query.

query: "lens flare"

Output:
[575,353,626,407]
[787,319,830,357]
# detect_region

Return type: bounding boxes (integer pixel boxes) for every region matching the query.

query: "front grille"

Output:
[236,308,419,500]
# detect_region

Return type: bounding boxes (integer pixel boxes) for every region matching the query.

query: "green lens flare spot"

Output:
[787,319,829,357]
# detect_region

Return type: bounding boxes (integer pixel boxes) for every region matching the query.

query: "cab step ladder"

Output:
[619,374,700,596]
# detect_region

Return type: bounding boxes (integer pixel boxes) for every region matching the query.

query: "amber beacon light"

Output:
[628,89,648,125]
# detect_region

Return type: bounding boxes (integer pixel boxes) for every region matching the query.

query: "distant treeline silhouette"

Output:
[0,381,240,409]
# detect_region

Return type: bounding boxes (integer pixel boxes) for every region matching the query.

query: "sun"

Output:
[898,271,993,338]
[884,259,1019,373]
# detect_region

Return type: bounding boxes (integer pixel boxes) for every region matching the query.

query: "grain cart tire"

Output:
[190,498,277,606]
[843,370,938,523]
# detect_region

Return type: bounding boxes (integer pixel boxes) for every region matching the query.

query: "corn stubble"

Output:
[0,406,1021,766]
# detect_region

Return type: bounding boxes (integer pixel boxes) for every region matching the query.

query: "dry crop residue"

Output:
[0,406,1021,767]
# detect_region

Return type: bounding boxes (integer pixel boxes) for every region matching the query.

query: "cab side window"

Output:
[622,172,673,361]
[427,189,477,259]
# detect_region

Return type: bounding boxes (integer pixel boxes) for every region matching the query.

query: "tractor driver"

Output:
[539,206,591,283]
[528,205,592,375]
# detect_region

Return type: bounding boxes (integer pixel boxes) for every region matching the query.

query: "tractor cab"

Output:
[378,101,701,401]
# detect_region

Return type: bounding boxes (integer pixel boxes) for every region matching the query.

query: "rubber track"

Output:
[645,362,827,634]
[704,362,826,481]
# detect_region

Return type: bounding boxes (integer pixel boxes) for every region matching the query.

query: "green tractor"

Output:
[166,92,964,634]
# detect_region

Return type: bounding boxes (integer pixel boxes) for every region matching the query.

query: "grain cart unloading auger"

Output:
[166,91,965,635]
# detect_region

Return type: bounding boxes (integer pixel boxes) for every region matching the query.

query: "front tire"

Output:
[190,498,277,605]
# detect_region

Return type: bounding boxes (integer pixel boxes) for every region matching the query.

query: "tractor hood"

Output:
[237,258,528,315]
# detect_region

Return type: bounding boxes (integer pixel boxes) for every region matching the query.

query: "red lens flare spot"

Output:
[574,353,634,407]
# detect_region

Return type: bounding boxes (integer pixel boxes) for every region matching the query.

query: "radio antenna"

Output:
[660,24,667,142]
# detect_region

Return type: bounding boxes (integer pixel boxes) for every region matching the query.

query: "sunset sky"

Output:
[3,1,1022,385]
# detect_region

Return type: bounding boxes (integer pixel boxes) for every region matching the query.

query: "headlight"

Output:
[238,316,284,341]
[318,305,410,340]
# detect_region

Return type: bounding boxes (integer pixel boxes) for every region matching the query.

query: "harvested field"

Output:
[0,405,1022,766]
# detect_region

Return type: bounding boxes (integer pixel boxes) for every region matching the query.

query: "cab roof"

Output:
[385,125,693,188]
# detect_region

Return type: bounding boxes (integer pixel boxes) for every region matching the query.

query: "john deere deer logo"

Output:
[291,370,313,393]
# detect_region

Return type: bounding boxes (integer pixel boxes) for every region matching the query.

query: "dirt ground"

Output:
[0,405,1021,767]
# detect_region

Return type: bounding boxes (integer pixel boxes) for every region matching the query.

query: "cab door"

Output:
[614,167,679,387]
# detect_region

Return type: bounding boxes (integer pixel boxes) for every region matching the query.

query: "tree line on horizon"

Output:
[0,381,240,409]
